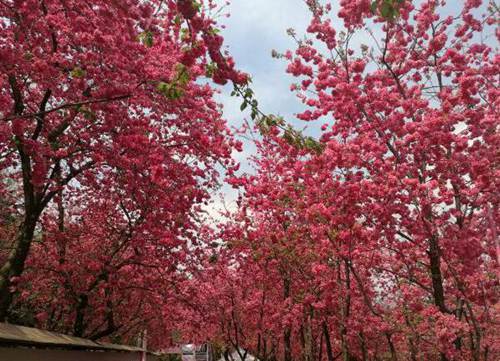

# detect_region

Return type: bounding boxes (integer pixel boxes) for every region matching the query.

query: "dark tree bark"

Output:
[0,216,38,320]
[283,277,292,361]
[322,321,334,361]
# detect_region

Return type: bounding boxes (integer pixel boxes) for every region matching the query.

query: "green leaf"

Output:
[78,107,96,120]
[208,27,221,35]
[139,31,154,47]
[192,0,202,11]
[240,101,248,111]
[206,62,218,78]
[71,67,85,78]
[170,87,184,99]
[157,82,184,100]
[175,64,190,86]
[370,1,378,14]
[180,28,190,41]
[157,82,169,92]
[380,1,394,19]
[283,129,295,145]
[304,137,324,153]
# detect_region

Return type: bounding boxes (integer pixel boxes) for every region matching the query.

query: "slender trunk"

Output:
[257,334,262,360]
[339,260,352,361]
[428,235,449,361]
[402,306,418,361]
[454,299,464,351]
[284,327,292,361]
[257,286,267,360]
[318,327,324,361]
[261,337,268,361]
[302,320,313,361]
[464,302,482,361]
[299,325,306,360]
[283,277,292,361]
[385,333,398,361]
[322,321,334,361]
[359,333,368,361]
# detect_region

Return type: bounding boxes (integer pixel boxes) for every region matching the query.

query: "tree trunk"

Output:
[303,314,313,361]
[0,216,38,321]
[385,333,398,361]
[428,235,449,361]
[428,236,446,313]
[283,277,292,361]
[322,321,334,361]
[340,260,352,361]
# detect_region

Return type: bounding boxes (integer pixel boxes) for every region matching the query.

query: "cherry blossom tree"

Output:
[201,0,498,360]
[1,0,498,358]
[0,0,246,321]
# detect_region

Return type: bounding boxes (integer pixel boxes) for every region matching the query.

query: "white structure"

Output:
[218,349,258,361]
[182,344,212,361]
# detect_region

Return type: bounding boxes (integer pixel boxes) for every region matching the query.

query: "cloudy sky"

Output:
[214,0,311,128]
[204,0,315,218]
[204,0,492,219]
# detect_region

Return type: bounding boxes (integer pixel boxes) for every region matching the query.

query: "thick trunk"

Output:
[428,236,446,313]
[0,76,40,320]
[0,216,37,320]
[73,294,89,337]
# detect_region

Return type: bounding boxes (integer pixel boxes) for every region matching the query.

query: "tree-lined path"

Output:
[0,1,498,360]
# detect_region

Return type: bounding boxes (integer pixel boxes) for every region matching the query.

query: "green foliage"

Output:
[171,329,182,343]
[157,64,191,100]
[231,83,324,153]
[231,83,261,121]
[205,62,218,78]
[70,67,85,78]
[157,82,184,100]
[207,27,221,35]
[138,31,154,47]
[180,28,190,41]
[282,126,324,153]
[192,0,202,12]
[371,0,405,20]
[77,106,96,121]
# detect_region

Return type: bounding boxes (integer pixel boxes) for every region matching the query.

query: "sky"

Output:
[203,0,496,220]
[214,0,311,124]
[204,0,314,218]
